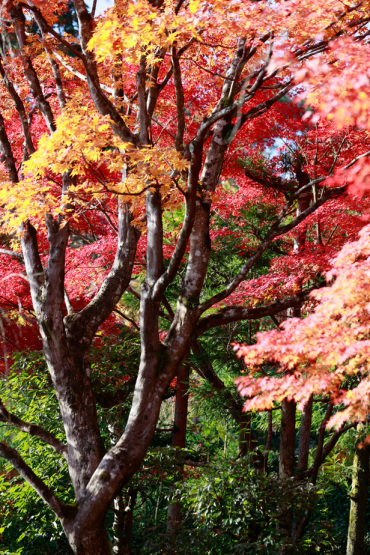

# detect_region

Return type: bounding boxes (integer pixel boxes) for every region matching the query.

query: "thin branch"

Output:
[114,308,140,331]
[152,116,176,141]
[91,0,98,19]
[328,134,348,174]
[72,0,137,145]
[9,3,56,134]
[0,441,69,520]
[128,285,141,301]
[0,249,23,260]
[343,148,370,170]
[171,46,185,152]
[162,296,175,320]
[53,52,114,95]
[0,399,68,459]
[0,59,35,156]
[198,147,367,315]
[20,2,85,60]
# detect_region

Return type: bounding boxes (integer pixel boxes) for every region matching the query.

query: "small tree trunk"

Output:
[238,412,265,473]
[166,363,189,536]
[292,396,313,539]
[112,489,138,555]
[279,399,296,479]
[238,412,255,457]
[297,396,313,472]
[346,428,370,555]
[278,399,296,539]
[263,410,273,473]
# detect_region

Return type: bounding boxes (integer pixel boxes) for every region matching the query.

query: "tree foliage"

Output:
[0,0,369,552]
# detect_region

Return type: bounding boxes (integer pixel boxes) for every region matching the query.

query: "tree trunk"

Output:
[278,399,296,539]
[279,399,296,479]
[112,488,138,555]
[166,363,190,536]
[346,428,370,555]
[238,411,256,457]
[297,395,313,472]
[64,521,110,555]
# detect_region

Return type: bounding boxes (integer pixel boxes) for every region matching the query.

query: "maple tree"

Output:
[0,0,369,552]
[235,225,370,547]
[235,225,370,428]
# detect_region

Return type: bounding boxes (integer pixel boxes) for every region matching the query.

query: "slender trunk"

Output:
[292,397,313,539]
[293,167,311,253]
[112,489,138,555]
[263,409,273,473]
[166,364,190,536]
[311,402,333,485]
[238,412,265,473]
[279,399,296,479]
[278,399,296,539]
[297,396,313,472]
[238,412,255,457]
[292,403,335,542]
[346,427,370,555]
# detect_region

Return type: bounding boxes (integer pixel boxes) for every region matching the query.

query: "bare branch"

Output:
[114,308,140,331]
[91,0,98,19]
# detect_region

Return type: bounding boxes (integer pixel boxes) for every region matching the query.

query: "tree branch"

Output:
[0,441,69,520]
[72,0,137,145]
[198,181,347,314]
[196,288,316,335]
[136,54,150,145]
[0,58,35,156]
[9,3,56,134]
[0,249,23,260]
[0,112,19,182]
[20,2,85,60]
[171,46,185,152]
[67,202,140,344]
[20,221,45,305]
[53,52,114,95]
[0,399,67,460]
